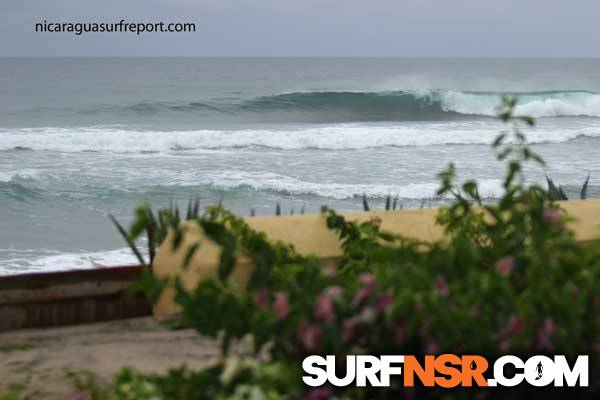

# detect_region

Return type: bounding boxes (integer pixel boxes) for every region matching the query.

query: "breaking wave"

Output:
[72,90,600,120]
[0,247,140,275]
[242,90,600,120]
[0,166,505,202]
[2,123,600,153]
[49,90,600,122]
[201,171,505,200]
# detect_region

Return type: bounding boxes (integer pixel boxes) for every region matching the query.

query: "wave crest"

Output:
[2,124,599,153]
[204,171,505,200]
[243,90,600,119]
[68,90,600,121]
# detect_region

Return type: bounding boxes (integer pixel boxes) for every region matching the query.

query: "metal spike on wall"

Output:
[186,199,192,219]
[546,176,568,201]
[558,186,569,201]
[276,203,281,216]
[192,197,200,218]
[392,196,398,210]
[385,195,391,211]
[250,208,256,217]
[362,194,370,211]
[581,174,590,200]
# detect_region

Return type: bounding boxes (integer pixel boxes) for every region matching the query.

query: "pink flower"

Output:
[435,275,450,297]
[325,286,345,298]
[404,388,416,400]
[352,286,372,306]
[496,314,523,340]
[299,320,322,350]
[414,298,424,311]
[253,288,270,311]
[535,317,557,351]
[359,307,377,324]
[351,274,377,306]
[425,337,439,354]
[323,264,337,277]
[593,342,600,357]
[568,282,579,297]
[65,392,88,400]
[393,319,405,344]
[341,316,362,343]
[273,292,290,319]
[474,390,490,400]
[314,294,336,323]
[305,387,332,400]
[495,256,514,277]
[359,273,376,287]
[542,207,561,225]
[376,292,394,312]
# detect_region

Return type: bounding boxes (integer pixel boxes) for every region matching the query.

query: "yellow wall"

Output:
[152,199,600,316]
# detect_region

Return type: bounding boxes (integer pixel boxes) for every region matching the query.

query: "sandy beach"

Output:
[0,318,218,399]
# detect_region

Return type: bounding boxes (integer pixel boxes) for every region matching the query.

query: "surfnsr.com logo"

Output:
[302,355,589,387]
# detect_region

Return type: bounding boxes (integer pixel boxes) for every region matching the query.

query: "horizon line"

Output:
[2,55,600,59]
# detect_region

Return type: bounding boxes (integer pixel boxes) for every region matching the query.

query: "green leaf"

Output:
[109,214,146,266]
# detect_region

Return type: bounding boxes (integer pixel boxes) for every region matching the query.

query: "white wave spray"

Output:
[2,122,600,153]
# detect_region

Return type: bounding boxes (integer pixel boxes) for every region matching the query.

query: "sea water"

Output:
[1,58,600,274]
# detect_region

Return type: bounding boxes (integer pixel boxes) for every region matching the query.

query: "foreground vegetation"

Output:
[101,99,600,399]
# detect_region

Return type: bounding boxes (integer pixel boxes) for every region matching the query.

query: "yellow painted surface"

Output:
[152,199,600,316]
[560,200,600,243]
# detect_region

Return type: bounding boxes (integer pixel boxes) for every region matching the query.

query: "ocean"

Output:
[1,58,600,274]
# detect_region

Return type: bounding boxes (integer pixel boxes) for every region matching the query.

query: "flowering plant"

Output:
[112,99,600,399]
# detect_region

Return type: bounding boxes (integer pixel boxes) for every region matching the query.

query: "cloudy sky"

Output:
[1,0,599,57]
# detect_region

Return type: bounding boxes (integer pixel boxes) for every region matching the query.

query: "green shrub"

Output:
[0,386,23,400]
[111,98,600,399]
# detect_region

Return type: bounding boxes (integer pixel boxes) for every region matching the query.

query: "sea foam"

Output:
[0,247,140,275]
[199,171,505,200]
[1,123,599,153]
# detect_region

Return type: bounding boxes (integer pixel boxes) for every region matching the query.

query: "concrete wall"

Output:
[152,200,600,316]
[1,200,597,330]
[0,266,151,331]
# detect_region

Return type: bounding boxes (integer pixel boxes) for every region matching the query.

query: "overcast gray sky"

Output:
[1,0,599,57]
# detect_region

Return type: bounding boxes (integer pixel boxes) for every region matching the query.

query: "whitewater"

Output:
[2,121,600,153]
[2,58,600,274]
